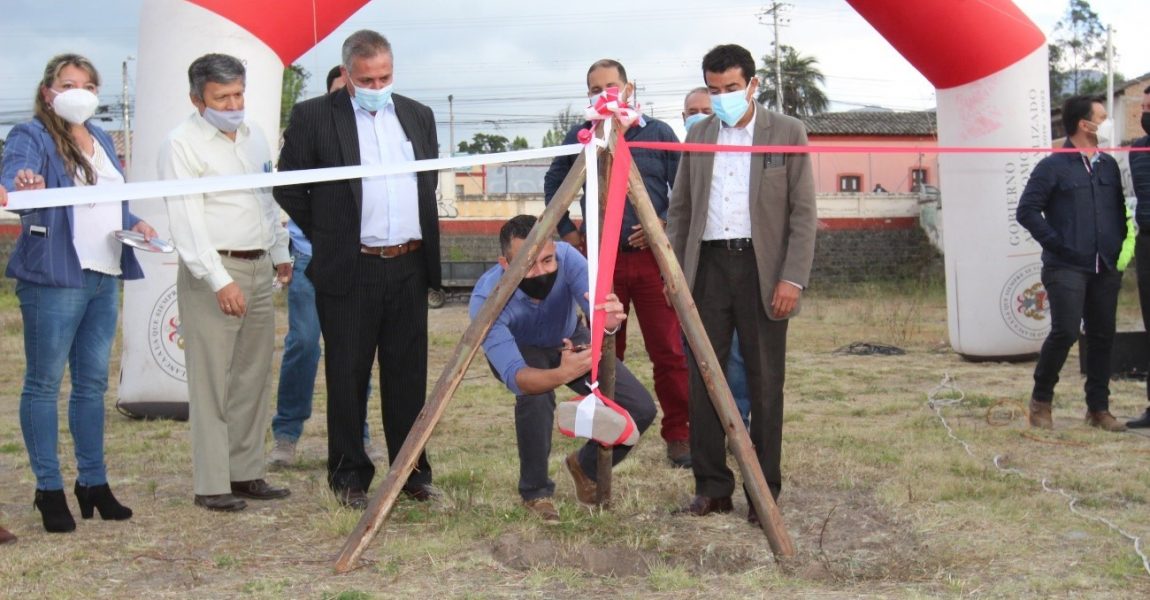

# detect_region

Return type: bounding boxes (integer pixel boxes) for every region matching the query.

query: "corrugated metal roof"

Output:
[803,111,937,136]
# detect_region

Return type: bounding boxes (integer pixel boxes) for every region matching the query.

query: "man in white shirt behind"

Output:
[160,53,292,512]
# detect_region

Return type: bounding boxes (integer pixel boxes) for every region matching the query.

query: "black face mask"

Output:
[518,269,558,300]
[1142,112,1150,136]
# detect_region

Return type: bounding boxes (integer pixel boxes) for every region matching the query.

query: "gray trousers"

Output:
[492,325,657,501]
[178,256,275,496]
[689,246,787,500]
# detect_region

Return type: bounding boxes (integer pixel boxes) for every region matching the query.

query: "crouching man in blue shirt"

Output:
[470,215,656,523]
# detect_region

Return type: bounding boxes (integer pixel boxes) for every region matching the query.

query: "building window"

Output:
[910,168,929,190]
[838,175,861,193]
[455,184,465,197]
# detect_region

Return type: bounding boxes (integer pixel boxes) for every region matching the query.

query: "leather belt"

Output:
[701,238,753,251]
[219,249,266,260]
[360,239,422,259]
[619,244,648,253]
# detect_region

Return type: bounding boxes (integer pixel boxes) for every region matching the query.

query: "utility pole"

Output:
[448,94,455,157]
[759,2,789,112]
[122,56,134,168]
[1105,25,1114,126]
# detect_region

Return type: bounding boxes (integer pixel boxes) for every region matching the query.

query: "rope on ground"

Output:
[926,373,1150,577]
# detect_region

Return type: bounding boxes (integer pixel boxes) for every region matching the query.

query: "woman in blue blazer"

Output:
[1,54,155,533]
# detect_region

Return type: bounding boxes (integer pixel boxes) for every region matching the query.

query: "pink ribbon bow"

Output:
[578,86,641,144]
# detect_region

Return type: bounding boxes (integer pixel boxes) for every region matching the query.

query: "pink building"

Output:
[804,110,938,195]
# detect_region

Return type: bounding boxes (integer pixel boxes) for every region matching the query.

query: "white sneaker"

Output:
[366,440,386,463]
[268,439,297,468]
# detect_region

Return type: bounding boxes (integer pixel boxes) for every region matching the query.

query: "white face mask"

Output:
[50,88,99,125]
[202,107,245,133]
[1093,118,1114,149]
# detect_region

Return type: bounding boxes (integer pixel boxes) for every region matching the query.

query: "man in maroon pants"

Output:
[543,58,690,467]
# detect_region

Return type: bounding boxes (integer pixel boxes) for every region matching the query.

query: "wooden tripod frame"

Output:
[333,135,794,573]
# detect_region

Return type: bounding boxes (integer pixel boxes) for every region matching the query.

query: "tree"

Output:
[755,45,828,118]
[458,133,509,154]
[280,64,310,129]
[510,136,529,151]
[541,105,584,147]
[1048,0,1107,102]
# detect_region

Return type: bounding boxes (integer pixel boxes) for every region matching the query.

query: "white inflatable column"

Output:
[118,0,285,417]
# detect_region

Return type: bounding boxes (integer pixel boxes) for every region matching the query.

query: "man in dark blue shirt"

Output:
[469,215,656,522]
[543,59,691,468]
[1016,94,1127,432]
[1129,85,1150,429]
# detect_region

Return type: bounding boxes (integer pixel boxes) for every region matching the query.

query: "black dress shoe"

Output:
[747,503,760,526]
[674,495,734,516]
[1127,408,1150,429]
[335,488,368,510]
[231,479,291,500]
[401,483,442,502]
[194,494,247,512]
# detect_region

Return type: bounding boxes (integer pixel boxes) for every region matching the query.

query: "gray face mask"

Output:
[202,107,244,133]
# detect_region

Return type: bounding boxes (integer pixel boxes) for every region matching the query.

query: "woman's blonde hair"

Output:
[34,54,101,185]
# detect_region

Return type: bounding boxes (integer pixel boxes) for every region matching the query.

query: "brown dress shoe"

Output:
[401,483,442,502]
[335,488,368,510]
[675,495,734,516]
[194,494,247,512]
[1086,410,1127,432]
[0,525,16,545]
[1028,399,1053,429]
[666,440,692,469]
[565,452,599,505]
[523,497,560,523]
[231,479,291,500]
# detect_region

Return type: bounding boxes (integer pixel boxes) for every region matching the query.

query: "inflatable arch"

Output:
[117,0,369,418]
[118,0,1049,417]
[847,0,1051,358]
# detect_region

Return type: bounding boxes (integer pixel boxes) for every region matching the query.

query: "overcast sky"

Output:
[0,0,1146,150]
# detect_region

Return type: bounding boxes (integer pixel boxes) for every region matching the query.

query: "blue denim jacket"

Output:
[1016,140,1126,272]
[543,117,680,243]
[2,118,144,287]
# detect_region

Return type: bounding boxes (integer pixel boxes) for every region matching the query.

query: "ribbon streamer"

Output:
[627,141,1150,155]
[4,144,583,211]
[559,128,639,447]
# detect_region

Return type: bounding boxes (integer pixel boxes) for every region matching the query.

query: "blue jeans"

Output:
[17,271,119,491]
[728,332,751,429]
[273,250,370,442]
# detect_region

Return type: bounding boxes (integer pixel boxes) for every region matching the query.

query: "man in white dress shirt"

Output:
[666,44,816,524]
[161,53,292,512]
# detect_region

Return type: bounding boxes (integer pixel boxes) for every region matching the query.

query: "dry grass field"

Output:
[1,276,1149,599]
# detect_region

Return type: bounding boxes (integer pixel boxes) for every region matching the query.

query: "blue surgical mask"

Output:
[352,83,393,112]
[202,107,244,133]
[684,113,709,132]
[711,87,752,127]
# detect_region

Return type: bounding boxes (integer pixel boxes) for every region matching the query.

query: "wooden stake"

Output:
[623,159,796,558]
[333,153,588,573]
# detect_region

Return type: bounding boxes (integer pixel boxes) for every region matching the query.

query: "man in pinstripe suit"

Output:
[274,30,441,508]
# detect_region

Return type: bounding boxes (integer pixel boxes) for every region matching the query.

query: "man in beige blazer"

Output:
[666,44,816,524]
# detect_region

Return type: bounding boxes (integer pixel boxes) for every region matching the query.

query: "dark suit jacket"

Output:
[666,105,817,319]
[273,88,441,295]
